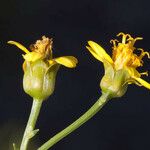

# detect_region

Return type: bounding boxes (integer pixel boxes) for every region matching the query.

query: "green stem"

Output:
[20,99,43,150]
[38,92,111,150]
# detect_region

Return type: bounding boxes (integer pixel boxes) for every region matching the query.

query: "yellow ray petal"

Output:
[23,52,43,62]
[51,56,78,68]
[87,41,113,64]
[133,77,150,90]
[8,41,29,54]
[86,46,103,62]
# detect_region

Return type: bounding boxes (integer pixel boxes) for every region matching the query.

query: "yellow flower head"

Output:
[86,32,150,97]
[8,36,78,100]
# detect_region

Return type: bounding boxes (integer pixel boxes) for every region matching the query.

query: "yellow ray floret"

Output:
[133,77,150,90]
[49,56,78,68]
[8,41,30,54]
[87,41,113,64]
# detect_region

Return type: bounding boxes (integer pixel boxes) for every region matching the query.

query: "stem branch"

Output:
[38,92,110,150]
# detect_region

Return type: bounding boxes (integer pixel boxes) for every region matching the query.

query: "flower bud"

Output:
[23,60,59,101]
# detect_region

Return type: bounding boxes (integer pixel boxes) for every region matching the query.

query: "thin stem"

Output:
[38,92,111,150]
[20,99,43,150]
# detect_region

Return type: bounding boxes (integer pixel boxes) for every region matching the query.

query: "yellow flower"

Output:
[8,36,78,100]
[86,32,150,97]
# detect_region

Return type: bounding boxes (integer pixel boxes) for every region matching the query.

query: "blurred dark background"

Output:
[0,0,150,150]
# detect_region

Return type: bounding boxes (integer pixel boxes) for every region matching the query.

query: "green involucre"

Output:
[23,60,59,101]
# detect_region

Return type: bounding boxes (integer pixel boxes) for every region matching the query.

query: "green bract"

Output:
[23,60,59,101]
[100,61,130,98]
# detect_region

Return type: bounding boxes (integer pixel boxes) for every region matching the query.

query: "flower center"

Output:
[110,32,150,70]
[30,36,53,59]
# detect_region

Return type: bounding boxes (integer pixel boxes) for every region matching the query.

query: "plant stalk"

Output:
[20,99,43,150]
[38,92,110,150]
